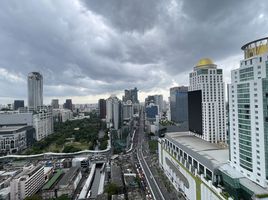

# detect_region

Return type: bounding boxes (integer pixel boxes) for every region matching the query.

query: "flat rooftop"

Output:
[57,167,80,187]
[0,125,27,132]
[165,132,229,171]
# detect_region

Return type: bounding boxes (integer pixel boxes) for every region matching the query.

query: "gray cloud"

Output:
[0,0,268,104]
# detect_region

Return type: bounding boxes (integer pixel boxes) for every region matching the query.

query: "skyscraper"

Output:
[189,58,226,143]
[98,99,106,120]
[51,99,59,109]
[123,87,139,103]
[27,72,43,109]
[170,86,188,125]
[106,95,120,130]
[14,100,24,110]
[64,99,73,111]
[229,37,268,187]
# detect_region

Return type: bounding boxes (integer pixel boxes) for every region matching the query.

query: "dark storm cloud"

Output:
[0,0,268,103]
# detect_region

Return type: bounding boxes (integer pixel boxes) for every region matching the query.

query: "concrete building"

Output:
[56,167,82,198]
[33,107,53,141]
[10,164,45,200]
[229,37,268,188]
[0,112,33,126]
[28,72,43,109]
[158,132,268,200]
[51,99,59,109]
[52,109,73,123]
[189,58,226,143]
[123,87,139,104]
[170,86,188,126]
[98,99,106,120]
[122,100,133,121]
[0,125,35,155]
[14,100,24,110]
[106,95,120,130]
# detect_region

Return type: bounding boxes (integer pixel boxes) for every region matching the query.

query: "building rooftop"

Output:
[57,167,80,187]
[165,132,229,171]
[0,125,28,133]
[42,169,64,190]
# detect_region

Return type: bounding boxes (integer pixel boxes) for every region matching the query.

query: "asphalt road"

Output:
[136,111,165,200]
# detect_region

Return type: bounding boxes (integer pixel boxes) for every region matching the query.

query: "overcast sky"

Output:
[0,0,268,105]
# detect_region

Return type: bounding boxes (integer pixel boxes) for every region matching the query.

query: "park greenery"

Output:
[24,113,108,155]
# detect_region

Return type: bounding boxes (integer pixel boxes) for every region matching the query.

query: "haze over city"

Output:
[1,0,268,104]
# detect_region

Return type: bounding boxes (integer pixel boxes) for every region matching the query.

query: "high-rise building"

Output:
[28,72,43,109]
[122,100,133,121]
[145,95,164,114]
[145,103,159,121]
[14,100,24,110]
[189,58,226,143]
[170,86,188,125]
[229,37,268,187]
[106,95,120,130]
[51,99,59,109]
[123,87,139,103]
[98,99,106,120]
[64,99,73,111]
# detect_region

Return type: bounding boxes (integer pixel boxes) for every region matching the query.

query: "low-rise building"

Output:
[0,125,35,155]
[10,164,45,200]
[56,167,82,198]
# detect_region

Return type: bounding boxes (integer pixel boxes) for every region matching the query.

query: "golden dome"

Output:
[196,58,214,67]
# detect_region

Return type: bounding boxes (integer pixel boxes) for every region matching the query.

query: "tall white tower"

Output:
[106,95,120,130]
[229,37,268,187]
[28,72,43,109]
[189,58,226,143]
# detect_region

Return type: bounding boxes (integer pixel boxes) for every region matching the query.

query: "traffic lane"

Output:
[138,150,164,200]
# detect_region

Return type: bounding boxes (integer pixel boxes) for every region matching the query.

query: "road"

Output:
[136,110,165,200]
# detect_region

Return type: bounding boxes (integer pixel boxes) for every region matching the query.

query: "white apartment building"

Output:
[229,37,268,187]
[106,95,120,130]
[10,164,45,200]
[189,58,226,143]
[33,108,53,141]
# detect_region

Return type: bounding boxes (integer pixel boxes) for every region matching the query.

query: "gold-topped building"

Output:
[241,37,268,59]
[189,58,226,143]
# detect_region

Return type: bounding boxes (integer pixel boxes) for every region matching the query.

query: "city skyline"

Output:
[0,1,268,104]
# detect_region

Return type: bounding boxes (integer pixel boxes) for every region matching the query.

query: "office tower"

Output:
[51,99,59,109]
[145,103,159,121]
[14,100,24,110]
[189,58,226,143]
[229,37,268,187]
[145,95,164,114]
[123,87,139,103]
[122,100,133,121]
[98,99,106,120]
[170,86,188,125]
[28,72,43,109]
[64,99,73,111]
[106,95,120,130]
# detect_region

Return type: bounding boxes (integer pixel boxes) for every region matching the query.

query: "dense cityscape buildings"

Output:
[0,2,268,198]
